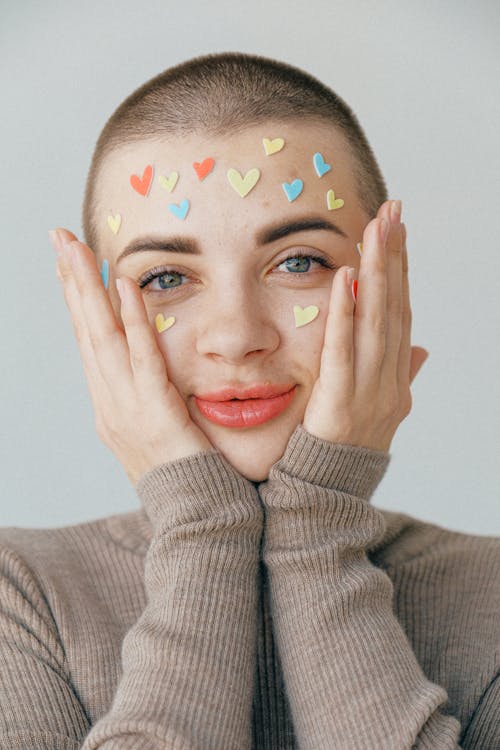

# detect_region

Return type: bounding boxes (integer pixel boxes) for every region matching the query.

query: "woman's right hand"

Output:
[50,228,213,486]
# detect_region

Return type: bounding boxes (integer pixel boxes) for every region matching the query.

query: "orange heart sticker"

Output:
[130,165,153,196]
[193,158,215,180]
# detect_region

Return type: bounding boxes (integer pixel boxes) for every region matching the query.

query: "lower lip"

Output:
[194,386,297,427]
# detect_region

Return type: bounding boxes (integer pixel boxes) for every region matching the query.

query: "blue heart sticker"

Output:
[313,152,331,177]
[168,198,190,220]
[100,259,109,290]
[282,179,304,202]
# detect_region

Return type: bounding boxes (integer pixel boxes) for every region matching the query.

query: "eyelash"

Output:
[138,250,338,291]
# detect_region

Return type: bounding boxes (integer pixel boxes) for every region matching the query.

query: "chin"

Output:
[197,415,301,482]
[186,390,306,481]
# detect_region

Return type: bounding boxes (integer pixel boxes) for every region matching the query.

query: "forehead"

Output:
[94,120,363,255]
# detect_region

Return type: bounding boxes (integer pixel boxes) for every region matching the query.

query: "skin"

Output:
[50,120,428,485]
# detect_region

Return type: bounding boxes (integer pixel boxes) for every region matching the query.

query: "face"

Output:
[94,121,370,481]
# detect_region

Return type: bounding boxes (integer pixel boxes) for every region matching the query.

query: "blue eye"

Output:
[157,271,183,289]
[139,268,187,291]
[279,256,313,273]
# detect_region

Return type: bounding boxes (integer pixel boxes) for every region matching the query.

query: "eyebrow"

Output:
[116,236,199,265]
[116,216,348,265]
[257,217,348,245]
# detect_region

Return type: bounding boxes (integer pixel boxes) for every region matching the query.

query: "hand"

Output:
[302,200,428,452]
[50,229,213,486]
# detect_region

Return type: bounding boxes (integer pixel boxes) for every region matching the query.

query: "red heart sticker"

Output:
[193,158,215,180]
[130,165,153,196]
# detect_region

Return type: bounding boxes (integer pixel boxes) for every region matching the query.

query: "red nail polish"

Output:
[352,279,358,303]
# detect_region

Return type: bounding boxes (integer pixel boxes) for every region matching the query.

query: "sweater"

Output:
[0,425,498,749]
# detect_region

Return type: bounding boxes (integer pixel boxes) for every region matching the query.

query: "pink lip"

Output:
[194,383,297,427]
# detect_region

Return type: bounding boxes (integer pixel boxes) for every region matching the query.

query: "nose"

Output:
[196,286,280,364]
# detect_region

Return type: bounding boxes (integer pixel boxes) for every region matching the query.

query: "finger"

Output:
[116,277,171,394]
[409,346,429,385]
[353,215,388,392]
[54,235,109,407]
[317,266,355,400]
[66,240,133,388]
[380,201,403,386]
[397,223,413,390]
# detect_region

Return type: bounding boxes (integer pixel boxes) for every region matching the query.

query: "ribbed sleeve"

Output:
[259,424,463,749]
[81,449,263,750]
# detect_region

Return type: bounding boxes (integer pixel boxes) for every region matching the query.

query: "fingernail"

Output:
[346,267,357,302]
[390,200,402,224]
[115,278,123,299]
[49,229,63,256]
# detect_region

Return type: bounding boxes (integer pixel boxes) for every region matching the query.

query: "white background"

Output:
[1,0,499,535]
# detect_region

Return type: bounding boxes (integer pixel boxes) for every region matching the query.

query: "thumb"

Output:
[409,346,429,385]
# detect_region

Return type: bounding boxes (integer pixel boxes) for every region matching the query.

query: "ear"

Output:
[409,346,429,385]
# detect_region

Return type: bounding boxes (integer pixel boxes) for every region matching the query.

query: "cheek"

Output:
[153,316,191,385]
[282,302,327,379]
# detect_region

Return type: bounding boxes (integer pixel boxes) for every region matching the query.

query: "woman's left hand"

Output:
[302,199,428,452]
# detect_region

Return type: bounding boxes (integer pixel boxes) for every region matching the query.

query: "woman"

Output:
[1,53,498,749]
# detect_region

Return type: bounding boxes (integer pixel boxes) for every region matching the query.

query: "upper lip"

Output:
[195,383,295,402]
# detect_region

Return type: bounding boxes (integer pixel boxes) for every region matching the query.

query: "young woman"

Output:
[1,53,498,749]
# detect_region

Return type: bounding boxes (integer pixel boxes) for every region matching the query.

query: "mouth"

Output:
[193,383,297,427]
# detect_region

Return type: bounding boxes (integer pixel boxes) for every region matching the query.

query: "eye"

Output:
[278,255,315,273]
[276,250,337,274]
[138,267,188,291]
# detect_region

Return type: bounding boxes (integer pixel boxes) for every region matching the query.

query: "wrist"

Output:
[263,423,390,500]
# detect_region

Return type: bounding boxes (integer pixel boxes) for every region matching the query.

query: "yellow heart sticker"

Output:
[158,172,179,193]
[263,137,285,155]
[155,313,176,333]
[107,214,121,235]
[293,304,319,328]
[326,190,344,210]
[227,167,261,197]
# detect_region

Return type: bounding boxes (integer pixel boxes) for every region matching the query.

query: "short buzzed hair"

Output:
[82,52,387,252]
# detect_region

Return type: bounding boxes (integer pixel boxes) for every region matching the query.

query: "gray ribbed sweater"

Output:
[0,425,498,748]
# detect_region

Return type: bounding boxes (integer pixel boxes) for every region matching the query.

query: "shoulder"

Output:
[0,509,150,607]
[370,508,500,623]
[370,507,499,583]
[370,508,499,731]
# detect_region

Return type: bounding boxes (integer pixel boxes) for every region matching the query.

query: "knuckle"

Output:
[388,295,403,317]
[384,389,400,416]
[370,313,386,338]
[400,392,413,418]
[90,326,121,354]
[402,301,412,325]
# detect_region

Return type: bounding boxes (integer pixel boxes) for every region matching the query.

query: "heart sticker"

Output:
[130,165,153,196]
[356,242,363,255]
[107,214,121,235]
[313,152,331,177]
[168,199,190,220]
[155,313,176,333]
[193,158,215,180]
[263,137,285,155]
[227,167,261,197]
[293,304,319,328]
[282,179,304,202]
[158,172,179,193]
[326,189,344,210]
[100,259,109,290]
